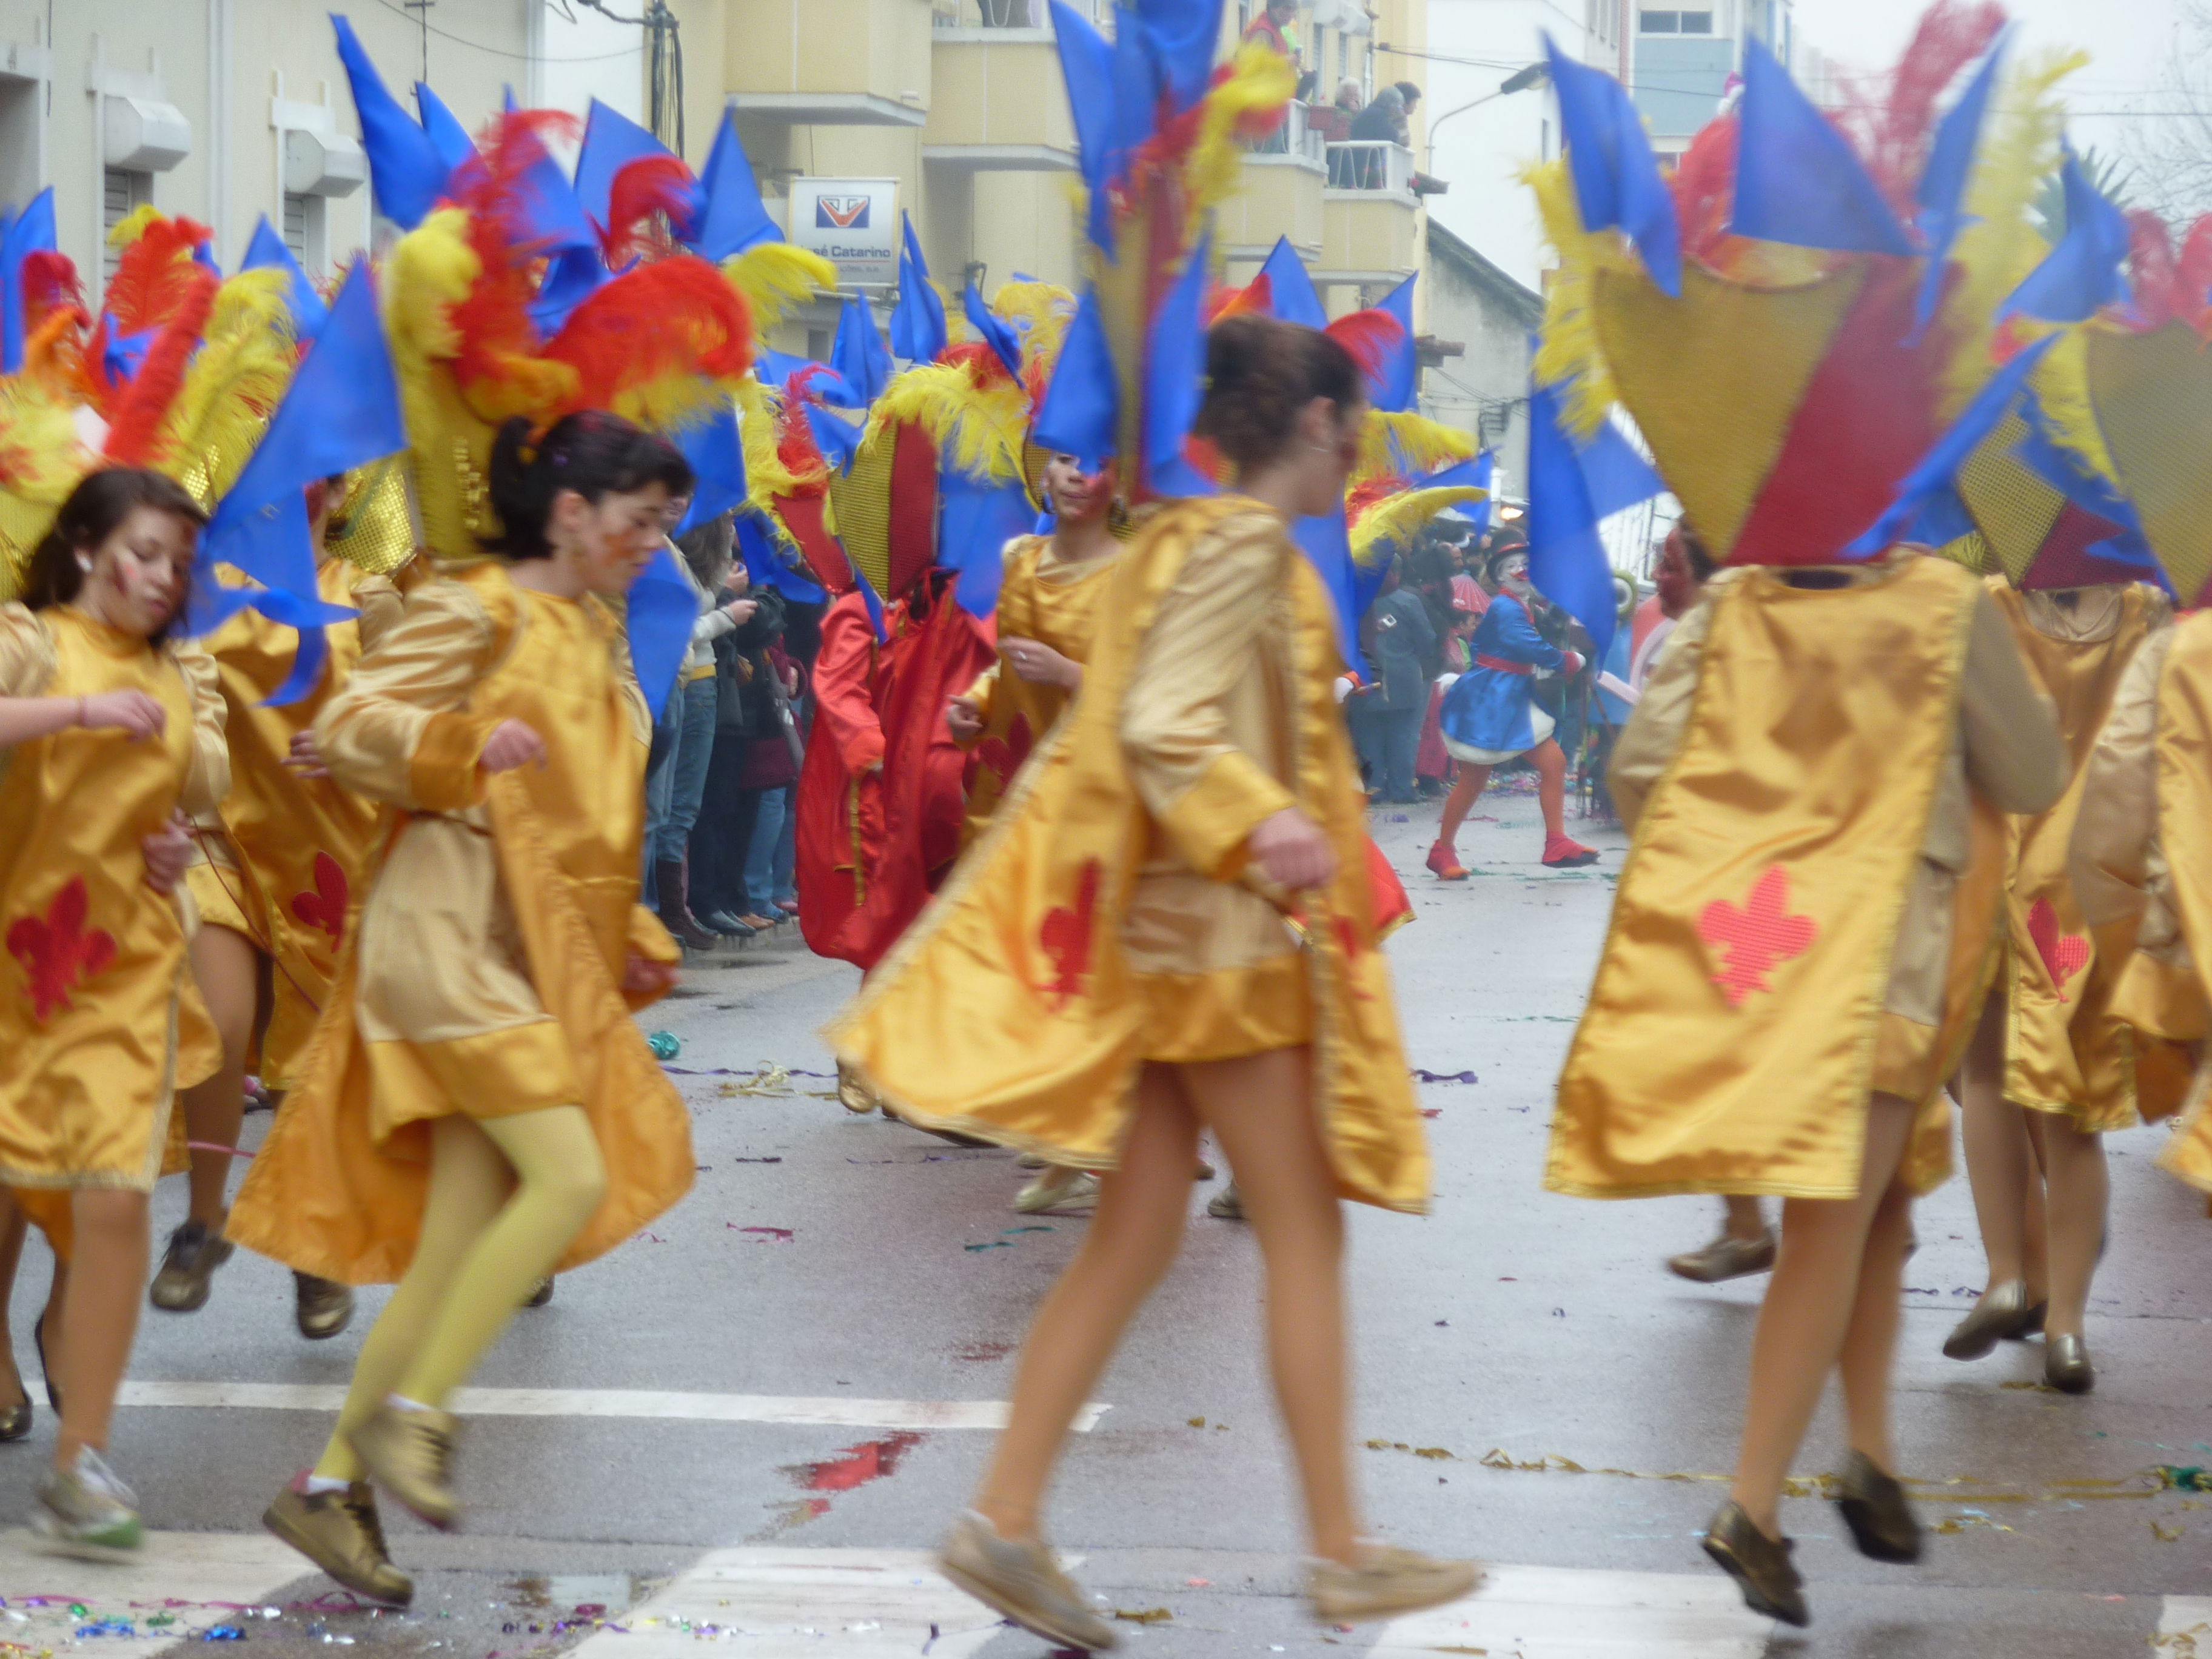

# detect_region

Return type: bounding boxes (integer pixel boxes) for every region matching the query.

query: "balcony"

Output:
[723,0,937,127]
[922,1,1078,171]
[1219,100,1327,263]
[1319,139,1421,284]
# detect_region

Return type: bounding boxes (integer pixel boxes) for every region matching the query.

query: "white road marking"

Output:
[1369,1563,1778,1657]
[0,1528,307,1659]
[2159,1598,2212,1652]
[562,1547,1041,1659]
[104,1381,1108,1432]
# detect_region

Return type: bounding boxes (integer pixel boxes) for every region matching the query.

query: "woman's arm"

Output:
[171,640,233,820]
[312,577,503,811]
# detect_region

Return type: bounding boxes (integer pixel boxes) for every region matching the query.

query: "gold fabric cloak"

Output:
[226,562,691,1282]
[1550,557,2013,1201]
[1985,582,2167,1129]
[0,605,226,1193]
[828,496,1429,1213]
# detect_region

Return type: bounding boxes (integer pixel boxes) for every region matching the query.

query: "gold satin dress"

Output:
[831,497,1430,1213]
[960,532,1122,839]
[1551,555,2066,1201]
[0,605,227,1195]
[184,558,406,1088]
[226,562,692,1283]
[1984,582,2168,1131]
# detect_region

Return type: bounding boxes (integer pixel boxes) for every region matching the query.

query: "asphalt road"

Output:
[2,788,2209,1658]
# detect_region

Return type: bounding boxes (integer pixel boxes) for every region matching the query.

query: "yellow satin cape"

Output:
[827,495,1429,1213]
[1549,556,1995,1201]
[2146,617,2212,1190]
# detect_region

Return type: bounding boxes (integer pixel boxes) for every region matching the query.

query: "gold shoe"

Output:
[937,1510,1118,1652]
[1207,1182,1244,1221]
[1015,1168,1099,1215]
[349,1402,459,1530]
[1701,1501,1807,1627]
[1833,1449,1922,1563]
[1666,1232,1776,1284]
[2045,1333,2095,1394]
[1942,1280,2038,1360]
[837,1060,879,1115]
[1307,1543,1483,1624]
[0,1399,28,1443]
[295,1273,356,1341]
[263,1477,414,1605]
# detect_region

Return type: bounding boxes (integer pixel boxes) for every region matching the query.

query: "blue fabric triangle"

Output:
[1731,36,1913,256]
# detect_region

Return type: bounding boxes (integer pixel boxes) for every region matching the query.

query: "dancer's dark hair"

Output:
[24,467,207,642]
[1194,313,1366,474]
[486,410,692,561]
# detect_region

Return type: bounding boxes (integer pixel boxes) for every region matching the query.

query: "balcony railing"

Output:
[932,0,1111,24]
[1325,139,1415,195]
[1246,99,1327,166]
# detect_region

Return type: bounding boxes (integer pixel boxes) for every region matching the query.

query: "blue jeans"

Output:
[645,676,719,884]
[1356,702,1422,802]
[743,783,797,912]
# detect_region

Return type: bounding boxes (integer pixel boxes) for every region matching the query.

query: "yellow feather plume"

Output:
[161,267,297,506]
[1937,49,2085,419]
[1183,43,1298,246]
[1354,409,1476,489]
[1350,485,1488,567]
[722,243,837,332]
[1525,157,1642,440]
[734,376,817,507]
[106,203,164,251]
[0,373,95,598]
[860,360,1030,484]
[2022,320,2123,486]
[384,209,500,558]
[990,280,1076,379]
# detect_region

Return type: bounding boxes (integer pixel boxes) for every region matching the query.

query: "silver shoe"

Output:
[2045,1333,2095,1394]
[1666,1232,1776,1283]
[32,1446,142,1557]
[937,1510,1117,1651]
[1308,1543,1483,1624]
[1207,1182,1244,1221]
[1014,1168,1099,1215]
[1943,1281,2043,1361]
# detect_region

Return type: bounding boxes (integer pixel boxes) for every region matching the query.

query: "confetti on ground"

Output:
[729,1225,794,1242]
[1413,1069,1479,1085]
[646,1031,681,1060]
[1112,1608,1173,1624]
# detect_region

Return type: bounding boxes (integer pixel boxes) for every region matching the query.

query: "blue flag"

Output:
[1368,273,1418,414]
[1142,233,1216,499]
[573,98,702,243]
[736,508,825,604]
[332,15,449,230]
[0,187,55,374]
[1033,287,1118,470]
[1293,508,1365,674]
[1257,235,1328,329]
[962,283,1025,379]
[1525,380,1625,666]
[1911,33,2005,334]
[672,401,748,536]
[849,557,890,644]
[891,213,948,363]
[2001,143,2133,324]
[628,541,701,721]
[1048,1,1121,252]
[414,82,477,174]
[1731,36,1914,256]
[240,215,330,335]
[1543,34,1682,297]
[686,112,782,260]
[831,295,893,405]
[939,472,1035,618]
[192,262,406,702]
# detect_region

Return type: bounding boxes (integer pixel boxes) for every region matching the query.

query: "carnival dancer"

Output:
[832,314,1478,1648]
[232,413,694,1601]
[1427,541,1600,876]
[0,469,229,1551]
[1943,573,2167,1393]
[163,472,410,1338]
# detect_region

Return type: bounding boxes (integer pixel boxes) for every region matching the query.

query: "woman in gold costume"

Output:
[161,474,409,1338]
[1563,551,2065,1624]
[230,413,694,1605]
[1945,578,2168,1395]
[833,315,1476,1651]
[0,468,228,1552]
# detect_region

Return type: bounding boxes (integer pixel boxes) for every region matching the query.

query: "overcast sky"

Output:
[1793,0,2188,163]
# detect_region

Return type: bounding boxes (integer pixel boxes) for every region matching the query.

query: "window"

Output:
[1681,9,1713,31]
[102,169,152,281]
[1640,8,1713,30]
[283,191,329,275]
[283,193,308,260]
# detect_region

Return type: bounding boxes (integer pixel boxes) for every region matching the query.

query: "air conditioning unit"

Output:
[103,95,190,172]
[284,127,366,197]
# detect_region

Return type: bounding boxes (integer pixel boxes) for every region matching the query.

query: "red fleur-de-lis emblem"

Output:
[1037,857,1102,1012]
[290,851,348,948]
[2025,896,2090,1002]
[7,876,118,1023]
[972,713,1034,791]
[1328,914,1376,1001]
[1697,866,1817,1008]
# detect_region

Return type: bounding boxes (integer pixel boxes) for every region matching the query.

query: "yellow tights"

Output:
[313,1106,605,1481]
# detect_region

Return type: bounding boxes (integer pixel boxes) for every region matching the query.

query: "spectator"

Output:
[1242,0,1300,64]
[688,572,788,938]
[1391,81,1423,142]
[1346,87,1404,187]
[734,628,806,931]
[645,508,753,950]
[1334,78,1363,115]
[1631,520,1717,692]
[1356,555,1435,803]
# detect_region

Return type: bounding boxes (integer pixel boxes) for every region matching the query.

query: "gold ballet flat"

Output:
[1701,1501,1808,1627]
[1834,1449,1922,1563]
[1941,1280,2043,1360]
[2045,1333,2095,1395]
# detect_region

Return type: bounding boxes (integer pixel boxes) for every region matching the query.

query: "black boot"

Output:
[655,858,720,951]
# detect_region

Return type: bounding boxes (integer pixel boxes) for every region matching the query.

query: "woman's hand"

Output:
[141,814,195,895]
[79,690,167,740]
[1249,806,1336,892]
[1000,637,1079,691]
[723,597,759,626]
[945,694,984,741]
[623,952,679,997]
[283,729,331,779]
[479,719,548,774]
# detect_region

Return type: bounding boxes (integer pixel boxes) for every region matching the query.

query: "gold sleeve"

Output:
[1118,511,1296,879]
[314,575,501,813]
[171,640,232,820]
[0,603,56,699]
[1958,586,2069,817]
[2070,624,2174,928]
[958,661,1000,732]
[1609,580,1724,835]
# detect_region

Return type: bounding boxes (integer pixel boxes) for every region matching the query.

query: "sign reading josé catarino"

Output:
[787,178,901,287]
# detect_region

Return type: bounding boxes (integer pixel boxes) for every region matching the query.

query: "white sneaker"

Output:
[32,1446,142,1557]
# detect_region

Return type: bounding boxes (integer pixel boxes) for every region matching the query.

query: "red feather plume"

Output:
[541,254,754,417]
[99,264,218,466]
[1205,273,1272,324]
[20,250,81,332]
[597,154,697,269]
[99,214,214,336]
[776,372,833,494]
[1323,308,1405,383]
[446,110,582,398]
[1346,473,1409,525]
[1831,0,2004,214]
[1669,116,1741,269]
[939,338,1016,389]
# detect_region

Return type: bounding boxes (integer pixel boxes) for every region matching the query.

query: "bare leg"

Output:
[972,1067,1198,1540]
[2023,1113,2106,1342]
[1729,1092,1917,1537]
[1837,1175,1915,1474]
[54,1190,150,1468]
[1724,1196,1769,1241]
[1529,737,1569,839]
[0,1197,25,1408]
[1183,1046,1362,1563]
[1436,763,1493,850]
[180,924,260,1227]
[1959,988,2036,1293]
